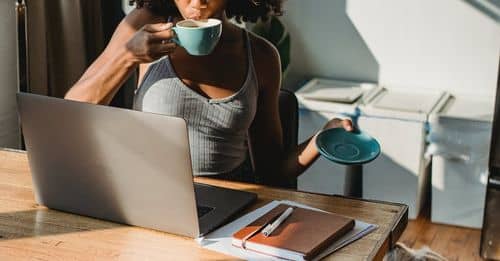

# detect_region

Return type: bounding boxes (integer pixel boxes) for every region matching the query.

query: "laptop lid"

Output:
[17,93,200,238]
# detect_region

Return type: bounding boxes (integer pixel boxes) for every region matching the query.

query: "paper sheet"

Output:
[197,200,377,260]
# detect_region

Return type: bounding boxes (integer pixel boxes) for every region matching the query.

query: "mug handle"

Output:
[171,27,181,46]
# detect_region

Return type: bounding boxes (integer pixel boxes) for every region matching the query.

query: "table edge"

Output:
[2,148,409,259]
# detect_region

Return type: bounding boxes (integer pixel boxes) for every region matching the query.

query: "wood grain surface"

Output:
[0,149,407,260]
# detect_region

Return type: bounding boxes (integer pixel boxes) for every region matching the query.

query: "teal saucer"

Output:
[315,128,380,165]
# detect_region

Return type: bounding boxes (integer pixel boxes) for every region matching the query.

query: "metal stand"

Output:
[344,165,363,197]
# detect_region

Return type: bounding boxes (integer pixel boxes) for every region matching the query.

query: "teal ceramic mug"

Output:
[172,19,222,56]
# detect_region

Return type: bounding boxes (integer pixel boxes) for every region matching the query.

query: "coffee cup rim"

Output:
[176,18,221,29]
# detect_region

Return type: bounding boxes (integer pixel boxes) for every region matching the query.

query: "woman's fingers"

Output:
[143,42,177,61]
[153,42,178,54]
[143,23,172,33]
[341,119,354,131]
[143,23,176,44]
[323,118,354,132]
[149,29,176,43]
[126,23,179,63]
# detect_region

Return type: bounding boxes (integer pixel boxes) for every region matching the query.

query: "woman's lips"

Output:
[186,11,203,20]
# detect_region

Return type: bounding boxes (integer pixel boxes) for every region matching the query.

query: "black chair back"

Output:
[276,89,299,189]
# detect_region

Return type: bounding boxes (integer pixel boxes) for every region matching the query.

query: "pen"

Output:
[262,207,294,237]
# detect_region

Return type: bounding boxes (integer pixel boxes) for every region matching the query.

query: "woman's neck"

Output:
[220,14,245,43]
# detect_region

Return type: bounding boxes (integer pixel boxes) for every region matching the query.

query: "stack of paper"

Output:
[198,200,377,260]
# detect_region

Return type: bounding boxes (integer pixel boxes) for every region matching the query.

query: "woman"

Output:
[64,0,353,184]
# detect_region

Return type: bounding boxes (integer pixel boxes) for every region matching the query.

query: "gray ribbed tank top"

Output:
[133,31,258,176]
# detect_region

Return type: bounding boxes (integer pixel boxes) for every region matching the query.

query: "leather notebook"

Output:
[232,204,355,260]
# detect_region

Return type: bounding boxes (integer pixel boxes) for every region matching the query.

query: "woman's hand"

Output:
[125,23,178,64]
[309,118,355,155]
[321,118,354,132]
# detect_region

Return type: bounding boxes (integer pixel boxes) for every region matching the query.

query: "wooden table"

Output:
[0,149,407,260]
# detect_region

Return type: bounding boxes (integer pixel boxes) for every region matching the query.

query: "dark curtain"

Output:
[25,0,135,108]
[0,1,21,149]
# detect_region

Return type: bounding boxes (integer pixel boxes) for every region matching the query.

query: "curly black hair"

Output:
[129,0,283,23]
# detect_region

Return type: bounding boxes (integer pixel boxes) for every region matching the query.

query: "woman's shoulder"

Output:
[247,30,281,91]
[247,31,279,63]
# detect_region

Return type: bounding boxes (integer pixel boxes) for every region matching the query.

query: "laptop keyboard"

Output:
[197,205,214,218]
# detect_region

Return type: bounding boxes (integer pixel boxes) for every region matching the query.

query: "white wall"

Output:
[281,0,379,88]
[0,1,20,149]
[282,0,500,96]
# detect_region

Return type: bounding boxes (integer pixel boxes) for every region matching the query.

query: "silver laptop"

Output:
[16,92,256,238]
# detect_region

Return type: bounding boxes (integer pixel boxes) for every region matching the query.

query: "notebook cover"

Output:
[232,204,355,259]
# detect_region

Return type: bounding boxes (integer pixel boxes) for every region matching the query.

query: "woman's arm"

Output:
[249,35,353,184]
[64,8,177,105]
